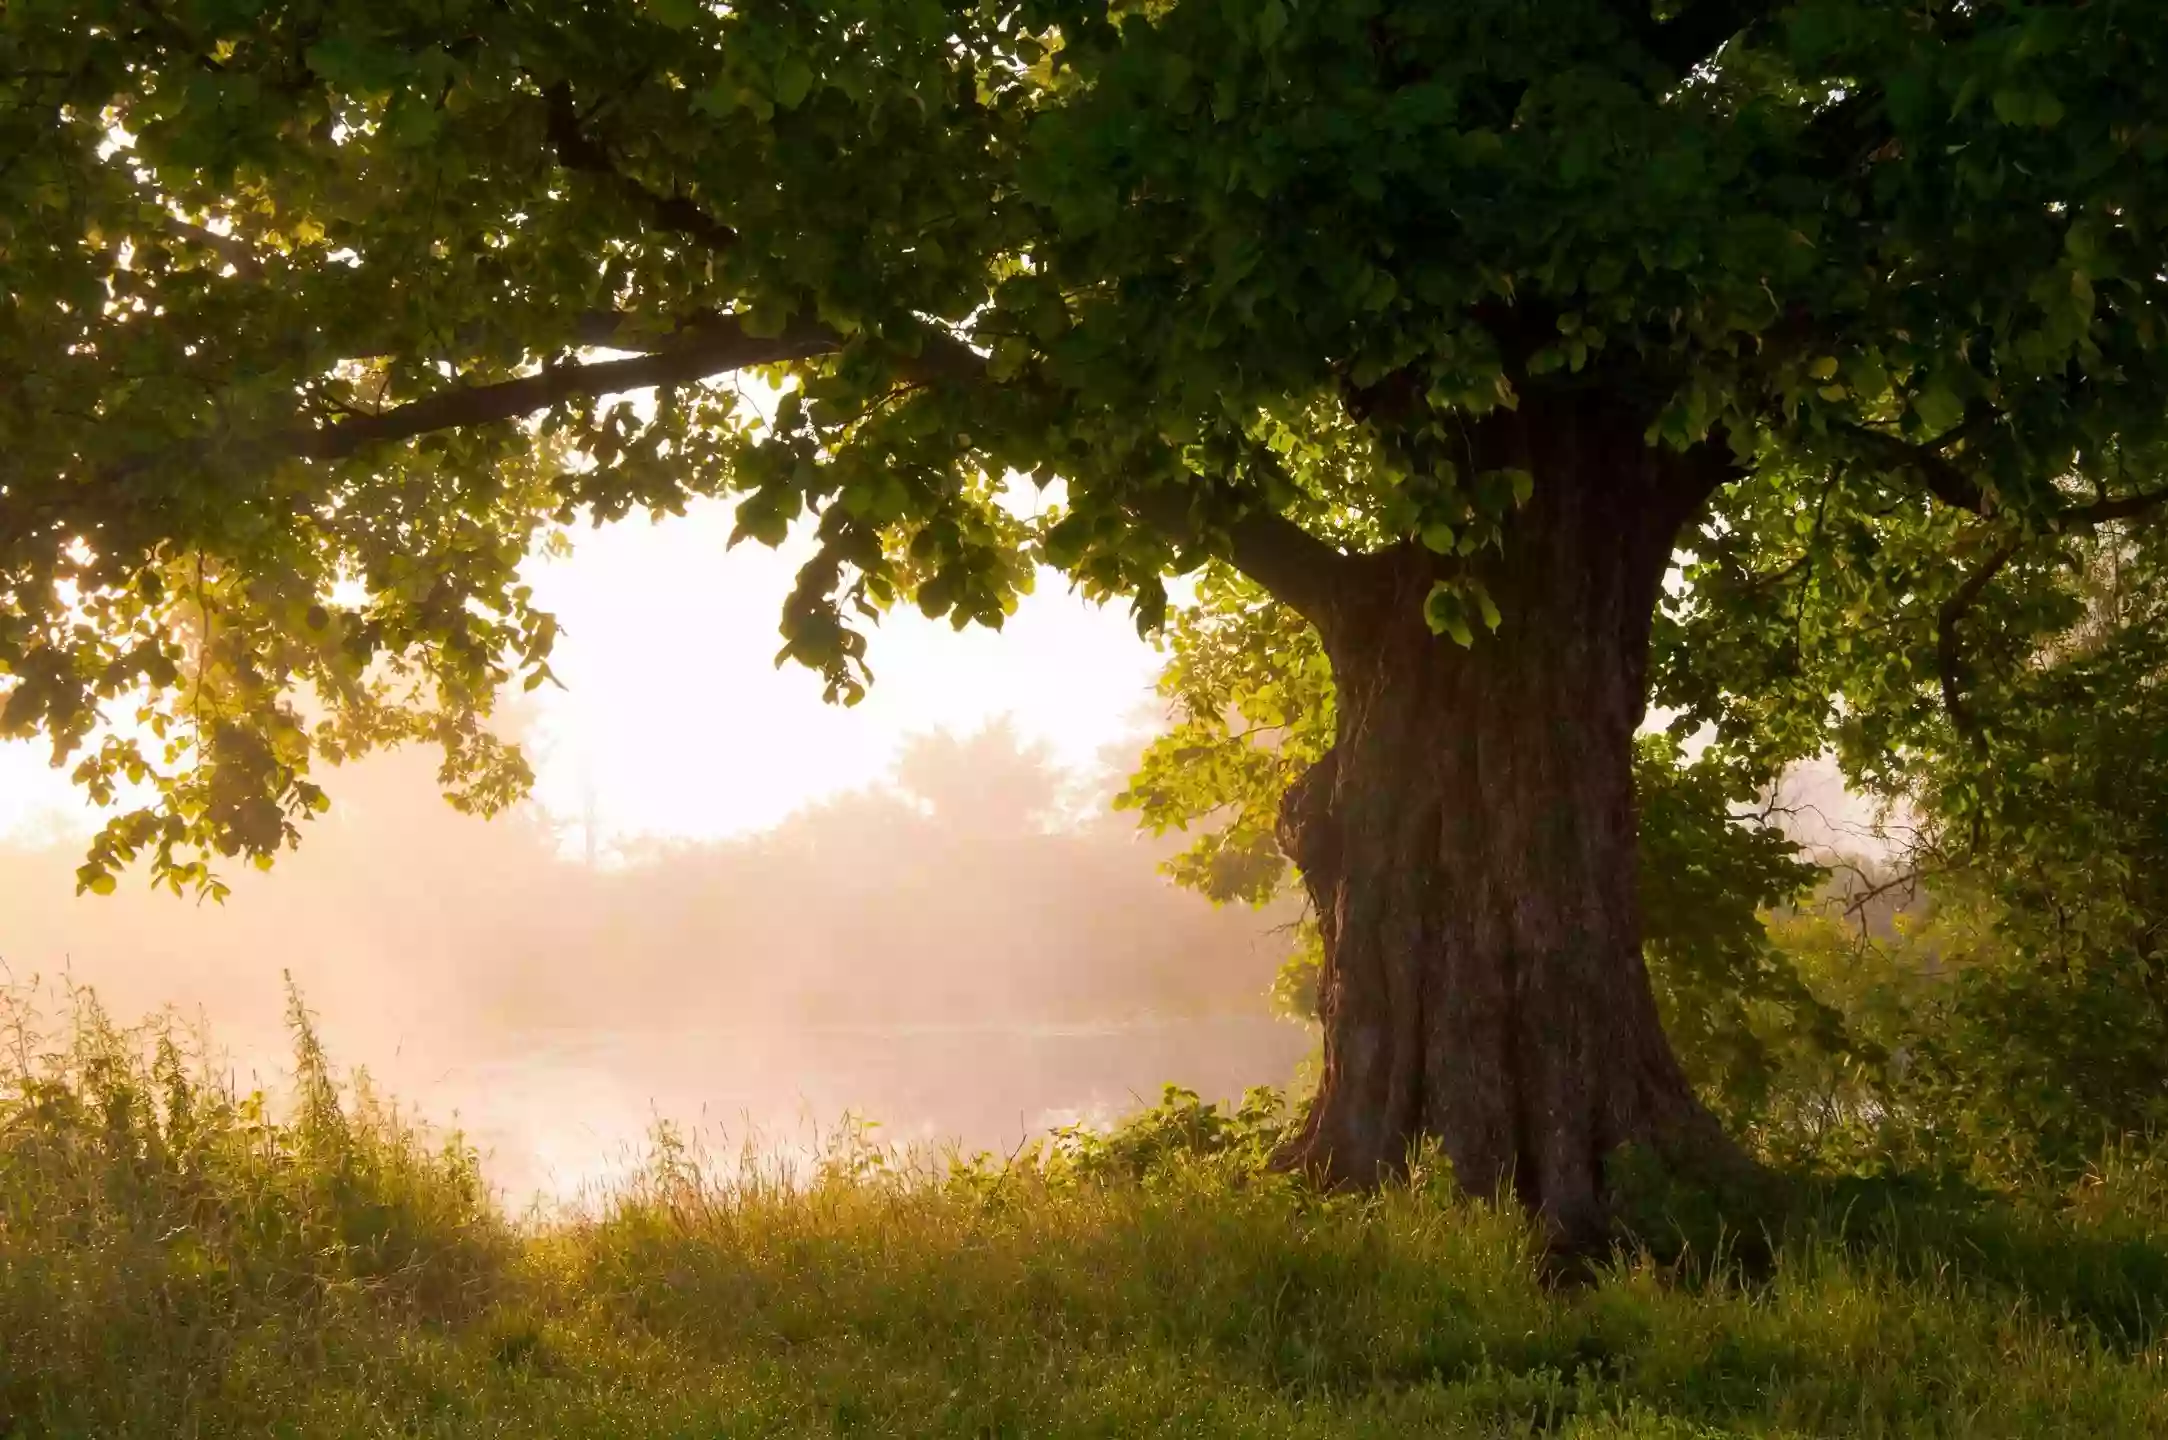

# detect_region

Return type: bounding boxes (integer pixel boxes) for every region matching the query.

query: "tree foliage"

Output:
[1735,519,2168,1176]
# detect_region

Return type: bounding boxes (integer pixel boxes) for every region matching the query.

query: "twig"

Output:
[1936,539,2020,740]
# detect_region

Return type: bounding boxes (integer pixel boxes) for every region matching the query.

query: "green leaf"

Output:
[1423,583,1475,647]
[1912,383,1966,434]
[647,0,701,30]
[1990,87,2062,128]
[1885,68,1934,131]
[773,56,815,111]
[1474,583,1501,633]
[740,296,793,339]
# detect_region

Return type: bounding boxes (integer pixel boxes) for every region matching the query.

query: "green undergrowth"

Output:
[3,985,2165,1438]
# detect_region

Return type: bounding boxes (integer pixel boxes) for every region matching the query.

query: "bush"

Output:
[0,977,505,1432]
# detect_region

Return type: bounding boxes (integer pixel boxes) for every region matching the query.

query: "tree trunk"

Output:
[1275,397,1737,1251]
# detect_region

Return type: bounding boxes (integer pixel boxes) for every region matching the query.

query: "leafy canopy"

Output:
[3,0,2166,895]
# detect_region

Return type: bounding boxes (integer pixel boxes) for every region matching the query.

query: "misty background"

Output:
[0,506,1330,1202]
[0,713,1309,1204]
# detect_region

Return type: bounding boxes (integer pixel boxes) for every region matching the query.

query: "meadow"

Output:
[3,984,2165,1439]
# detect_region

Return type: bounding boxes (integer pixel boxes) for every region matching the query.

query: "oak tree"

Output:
[6,0,2166,1243]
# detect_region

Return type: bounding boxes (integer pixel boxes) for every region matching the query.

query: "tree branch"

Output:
[1937,539,2018,740]
[1834,861,1929,938]
[2056,485,2168,529]
[90,256,1347,626]
[1124,481,1351,626]
[1840,419,2168,533]
[299,301,1349,618]
[1224,511,1354,625]
[1658,426,1750,529]
[557,307,988,379]
[541,81,739,253]
[1835,422,1991,513]
[294,314,837,460]
[1866,435,2168,738]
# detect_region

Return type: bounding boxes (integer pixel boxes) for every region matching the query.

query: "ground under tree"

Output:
[5,0,2168,1245]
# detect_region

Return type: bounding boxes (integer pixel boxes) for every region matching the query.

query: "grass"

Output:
[2,984,2165,1438]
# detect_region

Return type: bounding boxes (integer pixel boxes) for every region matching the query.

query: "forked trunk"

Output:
[1276,398,1737,1251]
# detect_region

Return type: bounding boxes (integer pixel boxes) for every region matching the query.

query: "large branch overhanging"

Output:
[273,312,1355,623]
[295,315,833,460]
[1825,418,2168,734]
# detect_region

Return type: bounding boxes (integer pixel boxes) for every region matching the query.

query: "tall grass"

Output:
[3,983,2165,1437]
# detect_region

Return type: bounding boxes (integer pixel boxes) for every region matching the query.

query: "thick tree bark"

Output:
[1274,395,1738,1251]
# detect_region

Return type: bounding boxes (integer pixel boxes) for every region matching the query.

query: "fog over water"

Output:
[0,724,1309,1204]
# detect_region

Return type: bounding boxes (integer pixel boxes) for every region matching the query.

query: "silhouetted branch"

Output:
[1836,422,1992,514]
[1825,859,1931,940]
[541,81,740,254]
[292,308,1351,625]
[1839,865,1925,918]
[1937,539,2019,740]
[295,314,837,460]
[1841,419,2168,536]
[2055,485,2168,529]
[1124,482,1352,627]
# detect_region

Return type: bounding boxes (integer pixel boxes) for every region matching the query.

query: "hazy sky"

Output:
[0,500,1171,849]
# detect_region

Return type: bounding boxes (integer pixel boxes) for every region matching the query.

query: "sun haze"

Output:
[0,500,1167,849]
[0,496,1313,1204]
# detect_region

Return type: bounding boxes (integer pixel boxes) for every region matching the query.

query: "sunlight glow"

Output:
[0,504,1167,849]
